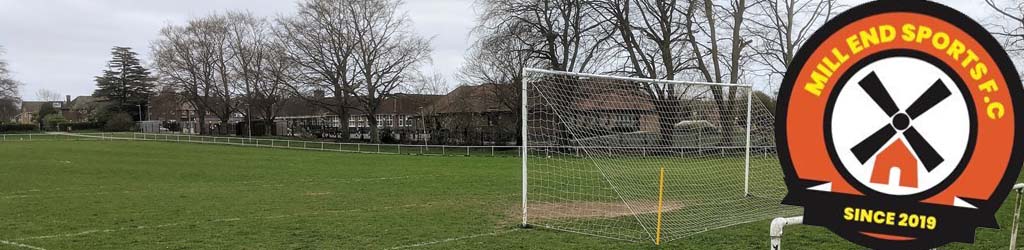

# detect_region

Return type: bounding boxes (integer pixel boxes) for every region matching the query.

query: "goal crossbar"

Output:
[523,68,753,88]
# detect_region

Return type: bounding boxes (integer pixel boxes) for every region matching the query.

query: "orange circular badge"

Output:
[776,1,1023,249]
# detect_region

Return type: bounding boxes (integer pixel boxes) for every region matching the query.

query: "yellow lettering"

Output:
[971,63,988,81]
[880,25,897,43]
[989,102,1006,119]
[932,32,951,50]
[979,79,999,93]
[916,25,933,43]
[828,48,849,70]
[859,28,880,50]
[963,50,980,68]
[901,24,916,42]
[947,40,966,61]
[847,35,863,54]
[804,71,830,96]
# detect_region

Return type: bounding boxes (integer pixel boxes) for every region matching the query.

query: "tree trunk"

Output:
[655,97,679,148]
[265,121,275,136]
[337,109,350,141]
[197,111,207,135]
[220,120,230,135]
[368,114,380,143]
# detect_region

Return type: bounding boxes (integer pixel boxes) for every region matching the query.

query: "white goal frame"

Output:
[519,68,758,232]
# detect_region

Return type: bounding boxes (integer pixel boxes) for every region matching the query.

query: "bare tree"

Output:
[460,20,538,145]
[35,89,61,102]
[591,0,702,146]
[276,0,361,140]
[748,0,837,90]
[985,0,1024,78]
[0,47,18,122]
[681,0,757,144]
[148,86,181,121]
[478,0,614,72]
[225,12,290,135]
[595,0,692,79]
[255,42,295,135]
[342,0,432,143]
[0,46,17,101]
[409,71,450,95]
[152,14,236,135]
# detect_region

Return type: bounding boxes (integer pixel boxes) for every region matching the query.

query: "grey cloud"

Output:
[0,0,474,100]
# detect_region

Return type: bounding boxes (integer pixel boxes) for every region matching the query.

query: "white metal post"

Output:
[1010,183,1024,250]
[743,86,754,196]
[770,216,803,250]
[521,69,529,227]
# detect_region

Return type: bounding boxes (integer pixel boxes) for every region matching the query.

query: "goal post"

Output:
[521,67,530,228]
[520,68,798,243]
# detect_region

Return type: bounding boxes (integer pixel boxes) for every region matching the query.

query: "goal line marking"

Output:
[0,239,47,250]
[2,175,446,200]
[13,203,438,241]
[385,229,518,250]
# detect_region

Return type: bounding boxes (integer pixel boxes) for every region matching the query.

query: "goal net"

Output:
[521,68,799,243]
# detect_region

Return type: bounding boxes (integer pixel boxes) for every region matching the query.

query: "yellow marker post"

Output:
[656,167,665,245]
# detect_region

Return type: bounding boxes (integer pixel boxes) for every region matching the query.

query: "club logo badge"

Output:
[775,1,1024,249]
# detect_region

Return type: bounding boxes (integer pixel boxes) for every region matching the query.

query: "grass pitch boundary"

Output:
[385,229,520,249]
[0,239,47,250]
[13,202,440,242]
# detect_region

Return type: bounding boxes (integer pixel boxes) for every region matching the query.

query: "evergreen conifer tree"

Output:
[94,47,154,121]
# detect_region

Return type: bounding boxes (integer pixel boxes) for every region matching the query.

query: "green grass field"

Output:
[0,140,1020,249]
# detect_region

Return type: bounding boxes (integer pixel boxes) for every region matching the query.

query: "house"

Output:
[65,96,100,122]
[526,79,774,151]
[17,100,66,124]
[17,95,113,124]
[274,94,443,141]
[349,94,441,141]
[421,84,517,145]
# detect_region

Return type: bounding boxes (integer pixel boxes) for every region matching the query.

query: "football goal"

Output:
[520,68,799,244]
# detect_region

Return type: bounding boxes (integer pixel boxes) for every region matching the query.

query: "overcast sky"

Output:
[0,0,476,101]
[0,0,994,101]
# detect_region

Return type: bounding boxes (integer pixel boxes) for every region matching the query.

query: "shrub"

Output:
[380,128,398,144]
[103,112,136,132]
[65,122,102,131]
[43,114,67,131]
[0,123,38,133]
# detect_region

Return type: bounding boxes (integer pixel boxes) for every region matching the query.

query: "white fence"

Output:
[0,132,776,159]
[0,133,523,158]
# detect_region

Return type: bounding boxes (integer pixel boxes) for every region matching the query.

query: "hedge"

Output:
[62,122,102,131]
[0,124,39,133]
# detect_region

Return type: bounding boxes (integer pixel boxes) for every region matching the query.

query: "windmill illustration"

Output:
[850,72,950,174]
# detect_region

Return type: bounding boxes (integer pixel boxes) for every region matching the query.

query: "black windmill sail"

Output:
[850,72,950,171]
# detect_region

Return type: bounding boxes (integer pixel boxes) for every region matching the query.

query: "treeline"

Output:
[151,0,431,143]
[146,0,836,144]
[0,46,18,123]
[458,0,839,146]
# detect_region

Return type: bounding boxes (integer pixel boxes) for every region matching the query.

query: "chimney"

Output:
[66,95,71,104]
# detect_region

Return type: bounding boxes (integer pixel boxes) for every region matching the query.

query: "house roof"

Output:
[20,101,62,114]
[278,94,444,117]
[358,94,442,115]
[69,96,100,110]
[427,85,509,114]
[573,89,655,111]
[277,97,332,117]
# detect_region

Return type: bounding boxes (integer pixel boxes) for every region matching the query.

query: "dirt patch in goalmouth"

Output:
[526,201,685,219]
